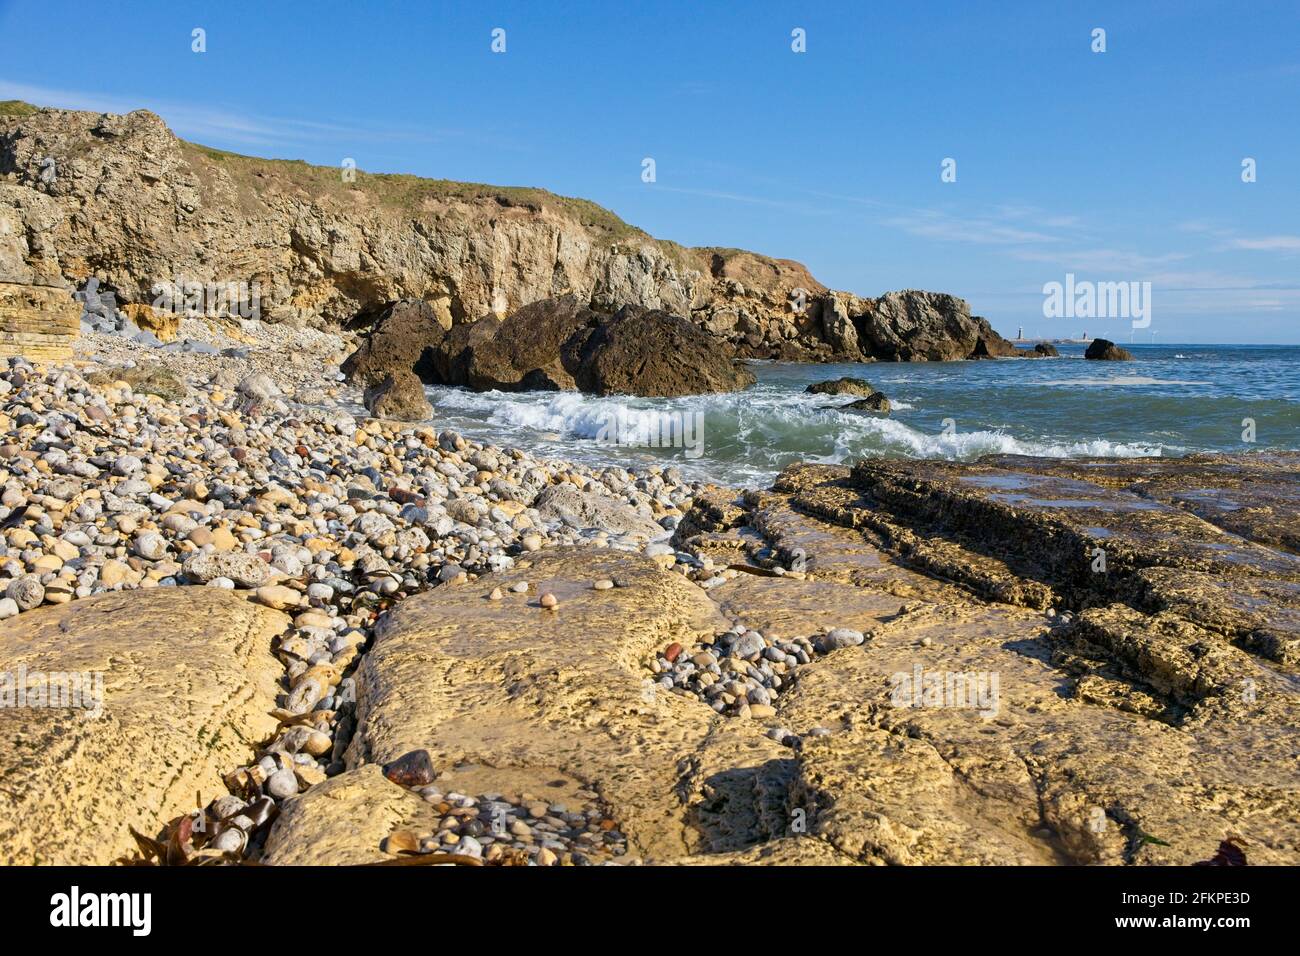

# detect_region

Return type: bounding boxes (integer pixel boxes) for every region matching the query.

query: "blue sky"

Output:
[2,0,1298,343]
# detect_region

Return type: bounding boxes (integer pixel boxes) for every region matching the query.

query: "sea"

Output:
[421,344,1300,488]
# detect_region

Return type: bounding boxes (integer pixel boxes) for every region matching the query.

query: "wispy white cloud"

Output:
[886,209,1061,245]
[1011,248,1192,273]
[652,185,831,216]
[0,79,467,151]
[1226,235,1300,253]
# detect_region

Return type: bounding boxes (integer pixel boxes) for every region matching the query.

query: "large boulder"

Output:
[533,484,665,538]
[1085,338,1134,360]
[563,304,756,396]
[341,299,448,386]
[363,369,433,421]
[462,295,597,391]
[345,296,754,397]
[0,588,287,865]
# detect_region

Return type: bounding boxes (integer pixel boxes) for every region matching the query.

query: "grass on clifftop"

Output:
[0,100,40,118]
[181,141,649,244]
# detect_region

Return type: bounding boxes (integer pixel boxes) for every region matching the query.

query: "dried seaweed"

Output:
[366,852,485,867]
[115,788,274,866]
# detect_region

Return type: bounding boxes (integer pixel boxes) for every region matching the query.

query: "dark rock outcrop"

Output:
[562,305,756,396]
[856,291,1015,362]
[462,295,596,391]
[805,377,876,397]
[341,300,448,387]
[345,296,755,397]
[1085,338,1134,360]
[841,393,891,414]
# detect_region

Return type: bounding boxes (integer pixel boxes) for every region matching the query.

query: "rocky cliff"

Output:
[0,101,1017,362]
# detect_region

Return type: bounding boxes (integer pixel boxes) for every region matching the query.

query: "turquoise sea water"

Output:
[423,344,1300,487]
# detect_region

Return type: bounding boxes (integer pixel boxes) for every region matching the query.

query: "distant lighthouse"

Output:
[1017,326,1024,341]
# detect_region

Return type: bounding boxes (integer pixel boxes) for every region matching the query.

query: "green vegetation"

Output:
[86,364,187,402]
[178,140,649,243]
[0,100,40,118]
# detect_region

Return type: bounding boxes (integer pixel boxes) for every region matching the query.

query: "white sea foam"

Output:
[426,383,1169,486]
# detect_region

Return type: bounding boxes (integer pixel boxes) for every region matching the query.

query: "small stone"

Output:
[211,828,246,854]
[453,835,483,859]
[5,574,44,611]
[303,730,333,756]
[265,768,299,800]
[664,642,683,663]
[383,749,436,787]
[98,560,132,588]
[184,551,271,588]
[539,591,558,609]
[488,587,503,600]
[255,584,301,610]
[132,531,168,561]
[111,455,142,477]
[592,579,614,590]
[383,829,421,854]
[820,627,865,651]
[733,631,765,659]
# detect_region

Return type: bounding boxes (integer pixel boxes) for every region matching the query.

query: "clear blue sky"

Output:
[2,0,1298,343]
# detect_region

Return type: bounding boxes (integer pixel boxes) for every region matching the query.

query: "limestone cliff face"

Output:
[0,103,1014,361]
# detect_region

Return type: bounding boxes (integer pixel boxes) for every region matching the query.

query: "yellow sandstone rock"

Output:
[121,302,179,343]
[0,281,80,361]
[0,588,287,865]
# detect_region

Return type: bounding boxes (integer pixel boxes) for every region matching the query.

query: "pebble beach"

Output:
[1,318,723,864]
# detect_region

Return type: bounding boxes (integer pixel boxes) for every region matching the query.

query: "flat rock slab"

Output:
[0,588,287,865]
[981,452,1300,554]
[284,547,791,863]
[711,572,908,640]
[778,600,1300,865]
